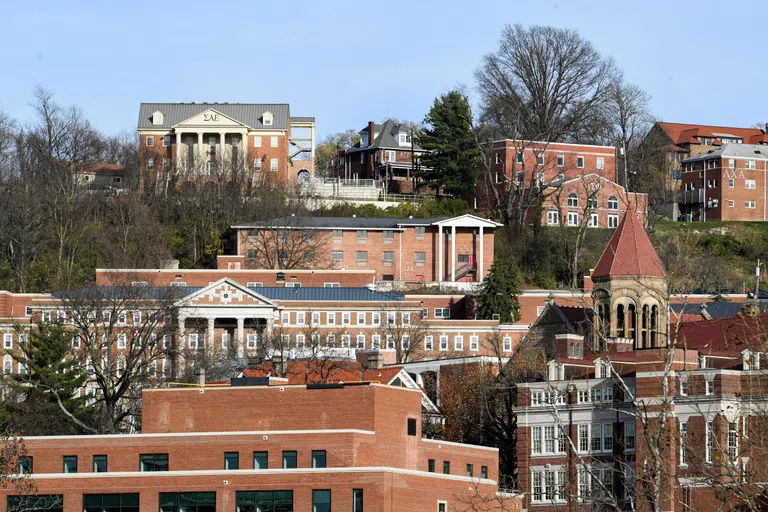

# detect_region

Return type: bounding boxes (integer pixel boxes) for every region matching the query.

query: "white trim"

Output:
[422,437,500,452]
[23,428,376,441]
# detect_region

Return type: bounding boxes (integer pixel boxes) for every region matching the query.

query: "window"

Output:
[269,136,279,148]
[537,153,544,165]
[439,335,448,350]
[728,421,738,461]
[83,494,139,512]
[481,465,488,479]
[567,211,579,226]
[424,335,434,350]
[414,252,426,265]
[162,135,171,147]
[680,380,688,396]
[470,335,479,351]
[746,160,757,170]
[63,455,77,473]
[577,156,585,168]
[557,154,564,167]
[356,229,368,239]
[415,226,427,236]
[158,492,215,512]
[312,450,327,468]
[372,312,380,326]
[729,200,735,208]
[383,251,394,264]
[729,178,735,188]
[589,213,599,228]
[352,489,364,512]
[356,335,366,349]
[547,210,559,225]
[270,158,278,171]
[139,453,168,472]
[746,179,756,189]
[434,308,450,318]
[746,200,757,209]
[591,423,602,451]
[253,135,262,147]
[608,214,619,228]
[252,451,269,469]
[466,463,474,477]
[235,491,293,512]
[282,450,297,468]
[706,421,714,463]
[625,422,635,452]
[3,333,12,349]
[357,312,366,325]
[331,251,343,265]
[356,251,368,265]
[443,461,451,474]
[312,490,331,512]
[407,418,418,436]
[567,193,578,207]
[608,195,618,210]
[596,157,605,170]
[578,425,589,452]
[454,335,464,351]
[503,336,512,352]
[706,379,714,395]
[18,456,32,474]
[428,459,435,472]
[326,312,336,326]
[146,135,154,147]
[93,455,107,473]
[402,312,411,326]
[224,452,239,470]
[385,150,396,162]
[679,422,688,465]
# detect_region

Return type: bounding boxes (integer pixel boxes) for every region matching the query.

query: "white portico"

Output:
[434,215,503,284]
[174,279,279,359]
[172,109,251,173]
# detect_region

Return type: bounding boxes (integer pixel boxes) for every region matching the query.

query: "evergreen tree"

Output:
[2,323,90,435]
[476,258,522,323]
[417,90,480,196]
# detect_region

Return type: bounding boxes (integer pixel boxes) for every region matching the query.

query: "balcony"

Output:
[681,187,704,204]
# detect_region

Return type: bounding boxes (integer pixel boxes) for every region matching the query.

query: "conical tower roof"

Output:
[591,204,667,279]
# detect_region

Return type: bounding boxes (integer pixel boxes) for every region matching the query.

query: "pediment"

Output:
[179,279,275,308]
[174,109,248,129]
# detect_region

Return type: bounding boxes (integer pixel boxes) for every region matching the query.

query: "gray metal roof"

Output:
[682,143,768,163]
[137,103,290,130]
[234,216,449,230]
[55,286,404,302]
[670,301,768,318]
[290,116,315,123]
[348,119,425,153]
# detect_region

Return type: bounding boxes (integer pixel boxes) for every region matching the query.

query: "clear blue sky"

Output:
[2,0,765,140]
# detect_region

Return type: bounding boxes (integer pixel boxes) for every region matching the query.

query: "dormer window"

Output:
[152,111,164,126]
[744,350,760,370]
[361,133,369,146]
[262,112,274,126]
[398,132,410,147]
[595,359,611,379]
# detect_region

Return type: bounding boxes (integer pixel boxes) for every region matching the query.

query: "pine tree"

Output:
[476,258,522,323]
[417,90,480,196]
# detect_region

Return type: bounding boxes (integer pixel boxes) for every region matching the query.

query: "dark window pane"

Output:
[93,455,108,472]
[312,490,331,512]
[235,491,293,512]
[282,451,297,469]
[311,450,326,468]
[225,452,239,470]
[8,494,63,512]
[481,465,488,479]
[159,492,215,512]
[140,453,168,471]
[443,461,450,474]
[253,451,269,469]
[428,459,435,472]
[407,418,417,436]
[63,455,77,473]
[82,494,139,512]
[353,489,363,512]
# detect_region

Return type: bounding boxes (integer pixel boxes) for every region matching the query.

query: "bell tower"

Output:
[590,204,669,350]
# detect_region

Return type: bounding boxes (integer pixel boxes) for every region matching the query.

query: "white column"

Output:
[176,312,187,372]
[479,225,484,283]
[236,317,245,358]
[438,225,443,282]
[207,317,215,352]
[198,132,204,174]
[176,131,183,170]
[219,132,226,166]
[451,226,456,282]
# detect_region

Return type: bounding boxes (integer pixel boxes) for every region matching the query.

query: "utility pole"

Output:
[755,259,761,297]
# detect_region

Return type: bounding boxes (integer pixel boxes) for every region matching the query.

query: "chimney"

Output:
[367,121,375,146]
[367,121,375,178]
[195,367,206,386]
[366,352,383,370]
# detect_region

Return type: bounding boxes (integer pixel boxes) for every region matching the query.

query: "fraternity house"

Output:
[223,214,501,285]
[514,204,768,511]
[476,139,648,227]
[137,103,315,189]
[0,381,513,512]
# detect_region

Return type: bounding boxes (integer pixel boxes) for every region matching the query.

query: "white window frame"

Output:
[357,312,366,325]
[270,135,278,148]
[470,335,479,351]
[596,157,605,170]
[746,179,756,190]
[3,333,13,349]
[146,135,154,147]
[270,158,279,172]
[356,334,366,349]
[577,156,584,168]
[567,211,579,226]
[454,335,464,351]
[254,136,262,147]
[342,312,351,325]
[608,214,619,228]
[503,336,512,352]
[424,335,434,350]
[557,154,564,167]
[439,335,448,351]
[547,210,559,226]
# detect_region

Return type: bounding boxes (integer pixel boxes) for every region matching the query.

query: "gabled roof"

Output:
[591,204,667,279]
[233,214,501,230]
[681,143,768,163]
[675,315,768,355]
[655,121,768,145]
[347,119,425,153]
[137,103,291,130]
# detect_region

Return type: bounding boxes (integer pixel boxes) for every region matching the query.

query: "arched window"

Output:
[568,193,578,208]
[617,304,625,338]
[569,343,575,358]
[297,170,311,184]
[575,343,581,358]
[651,305,659,347]
[641,305,650,349]
[627,304,636,341]
[608,196,619,210]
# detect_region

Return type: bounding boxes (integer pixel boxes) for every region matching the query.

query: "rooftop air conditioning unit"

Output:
[492,314,500,321]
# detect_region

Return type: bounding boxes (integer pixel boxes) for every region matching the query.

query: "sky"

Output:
[2,0,767,141]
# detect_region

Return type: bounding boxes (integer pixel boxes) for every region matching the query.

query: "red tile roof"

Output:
[657,122,768,145]
[675,315,768,354]
[242,361,404,385]
[591,204,667,279]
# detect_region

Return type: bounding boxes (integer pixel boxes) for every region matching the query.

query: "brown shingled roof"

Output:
[592,204,667,279]
[657,122,768,145]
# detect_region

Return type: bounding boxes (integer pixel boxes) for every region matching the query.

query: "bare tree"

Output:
[243,218,331,270]
[376,304,429,364]
[605,80,653,190]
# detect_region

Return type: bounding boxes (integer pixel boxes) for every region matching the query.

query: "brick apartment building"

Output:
[512,205,768,511]
[137,103,315,190]
[476,140,648,227]
[0,382,516,511]
[225,214,501,285]
[679,143,768,222]
[335,120,426,194]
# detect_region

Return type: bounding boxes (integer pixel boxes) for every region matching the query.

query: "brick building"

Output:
[335,120,426,194]
[512,205,768,511]
[475,139,648,227]
[226,214,501,285]
[0,382,517,511]
[136,103,315,190]
[679,143,768,222]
